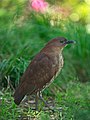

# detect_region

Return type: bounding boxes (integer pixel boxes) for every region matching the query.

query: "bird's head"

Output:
[47,37,75,50]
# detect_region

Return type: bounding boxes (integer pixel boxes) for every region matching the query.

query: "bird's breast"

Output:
[55,54,64,78]
[41,54,64,91]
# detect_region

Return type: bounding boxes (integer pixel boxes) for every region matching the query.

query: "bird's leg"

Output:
[35,92,39,111]
[38,91,54,112]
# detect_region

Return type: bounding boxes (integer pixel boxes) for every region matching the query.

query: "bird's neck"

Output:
[41,45,63,56]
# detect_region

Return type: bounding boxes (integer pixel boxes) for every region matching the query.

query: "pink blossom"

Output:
[31,0,49,13]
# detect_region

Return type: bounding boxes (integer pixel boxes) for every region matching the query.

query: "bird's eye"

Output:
[60,40,64,43]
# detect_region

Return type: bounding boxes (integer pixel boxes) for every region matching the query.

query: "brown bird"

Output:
[14,37,75,109]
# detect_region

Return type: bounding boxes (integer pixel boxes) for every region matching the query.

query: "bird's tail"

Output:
[14,83,26,105]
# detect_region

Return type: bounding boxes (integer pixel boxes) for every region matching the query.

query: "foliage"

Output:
[0,13,90,87]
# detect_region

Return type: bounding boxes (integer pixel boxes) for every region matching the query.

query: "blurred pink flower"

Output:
[31,0,49,13]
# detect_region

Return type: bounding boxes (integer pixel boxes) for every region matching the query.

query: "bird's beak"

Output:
[65,40,76,44]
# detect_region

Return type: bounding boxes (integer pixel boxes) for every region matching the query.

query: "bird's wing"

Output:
[14,53,56,105]
[22,52,56,93]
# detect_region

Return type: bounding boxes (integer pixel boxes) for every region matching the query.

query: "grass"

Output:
[0,82,90,120]
[0,12,90,119]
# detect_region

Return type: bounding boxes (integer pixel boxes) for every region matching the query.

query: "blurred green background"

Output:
[0,0,90,120]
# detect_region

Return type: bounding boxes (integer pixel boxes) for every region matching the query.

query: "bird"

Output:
[14,37,75,110]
